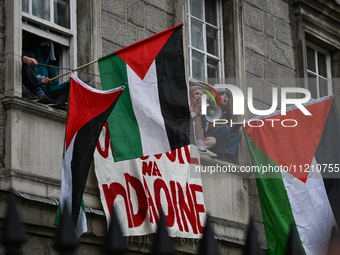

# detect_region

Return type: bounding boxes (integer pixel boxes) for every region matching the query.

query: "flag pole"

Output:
[50,59,99,81]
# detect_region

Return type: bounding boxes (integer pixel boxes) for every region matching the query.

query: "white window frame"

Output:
[21,0,77,81]
[187,0,224,82]
[306,41,332,98]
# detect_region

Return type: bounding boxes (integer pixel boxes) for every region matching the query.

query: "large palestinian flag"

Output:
[244,95,340,255]
[58,74,124,237]
[98,24,191,162]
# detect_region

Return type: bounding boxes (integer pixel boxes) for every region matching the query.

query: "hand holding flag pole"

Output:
[49,59,99,81]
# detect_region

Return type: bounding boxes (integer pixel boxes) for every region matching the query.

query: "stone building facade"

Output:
[0,0,340,254]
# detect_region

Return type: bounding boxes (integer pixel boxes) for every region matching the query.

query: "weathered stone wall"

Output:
[243,0,297,247]
[0,0,5,171]
[101,0,176,55]
[243,0,296,117]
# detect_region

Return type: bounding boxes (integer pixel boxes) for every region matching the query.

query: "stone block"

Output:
[246,98,273,119]
[137,28,155,41]
[270,39,295,69]
[275,19,292,46]
[145,5,175,33]
[244,26,269,58]
[246,74,274,107]
[102,39,122,56]
[202,175,249,224]
[244,0,268,12]
[83,192,102,210]
[127,0,145,27]
[243,2,263,32]
[144,0,174,13]
[279,66,296,82]
[264,59,279,84]
[11,178,48,198]
[102,0,126,20]
[17,203,42,226]
[245,50,263,78]
[263,13,274,38]
[268,0,290,23]
[47,184,61,200]
[102,13,138,48]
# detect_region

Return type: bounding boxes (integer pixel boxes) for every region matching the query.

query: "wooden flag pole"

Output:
[50,59,99,81]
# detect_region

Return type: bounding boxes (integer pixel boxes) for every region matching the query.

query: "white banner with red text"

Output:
[93,124,206,238]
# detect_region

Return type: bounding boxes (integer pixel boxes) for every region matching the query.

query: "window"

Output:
[22,0,70,29]
[21,0,77,82]
[187,0,224,81]
[306,42,332,98]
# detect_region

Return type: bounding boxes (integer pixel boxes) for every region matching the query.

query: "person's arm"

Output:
[22,55,38,67]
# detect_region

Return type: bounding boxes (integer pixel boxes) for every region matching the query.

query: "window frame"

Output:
[21,0,77,82]
[306,41,333,98]
[187,0,224,82]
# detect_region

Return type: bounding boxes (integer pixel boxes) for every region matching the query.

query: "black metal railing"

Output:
[1,191,339,255]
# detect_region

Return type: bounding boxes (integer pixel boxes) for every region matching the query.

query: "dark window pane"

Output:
[207,57,219,79]
[205,0,217,26]
[54,0,70,28]
[319,77,328,97]
[307,46,316,73]
[308,73,317,98]
[317,51,327,78]
[22,0,29,13]
[191,0,203,19]
[33,0,50,21]
[192,50,205,80]
[191,19,204,50]
[206,25,217,56]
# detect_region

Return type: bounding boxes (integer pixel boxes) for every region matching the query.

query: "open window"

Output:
[21,0,77,84]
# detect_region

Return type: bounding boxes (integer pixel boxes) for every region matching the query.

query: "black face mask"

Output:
[39,45,50,56]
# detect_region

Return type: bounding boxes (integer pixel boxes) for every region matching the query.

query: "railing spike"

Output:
[103,206,129,255]
[0,190,27,255]
[53,203,78,255]
[151,209,175,255]
[242,219,263,255]
[197,214,221,255]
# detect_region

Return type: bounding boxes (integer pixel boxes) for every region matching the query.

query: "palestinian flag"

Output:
[57,74,124,237]
[98,24,191,162]
[243,95,340,255]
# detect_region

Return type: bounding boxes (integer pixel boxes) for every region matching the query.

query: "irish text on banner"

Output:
[98,24,191,162]
[243,95,340,255]
[94,123,206,238]
[56,74,124,237]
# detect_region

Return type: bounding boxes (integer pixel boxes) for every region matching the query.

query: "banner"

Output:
[94,123,206,238]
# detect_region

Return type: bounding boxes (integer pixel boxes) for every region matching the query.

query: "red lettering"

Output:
[152,162,162,177]
[154,179,175,228]
[102,183,133,228]
[177,148,185,164]
[170,180,183,231]
[125,173,148,227]
[165,149,176,162]
[143,177,158,224]
[140,155,149,160]
[190,184,205,233]
[154,153,162,160]
[184,145,199,165]
[142,161,153,176]
[177,182,198,234]
[96,123,112,159]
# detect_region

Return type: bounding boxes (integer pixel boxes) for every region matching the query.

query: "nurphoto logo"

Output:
[200,84,312,128]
